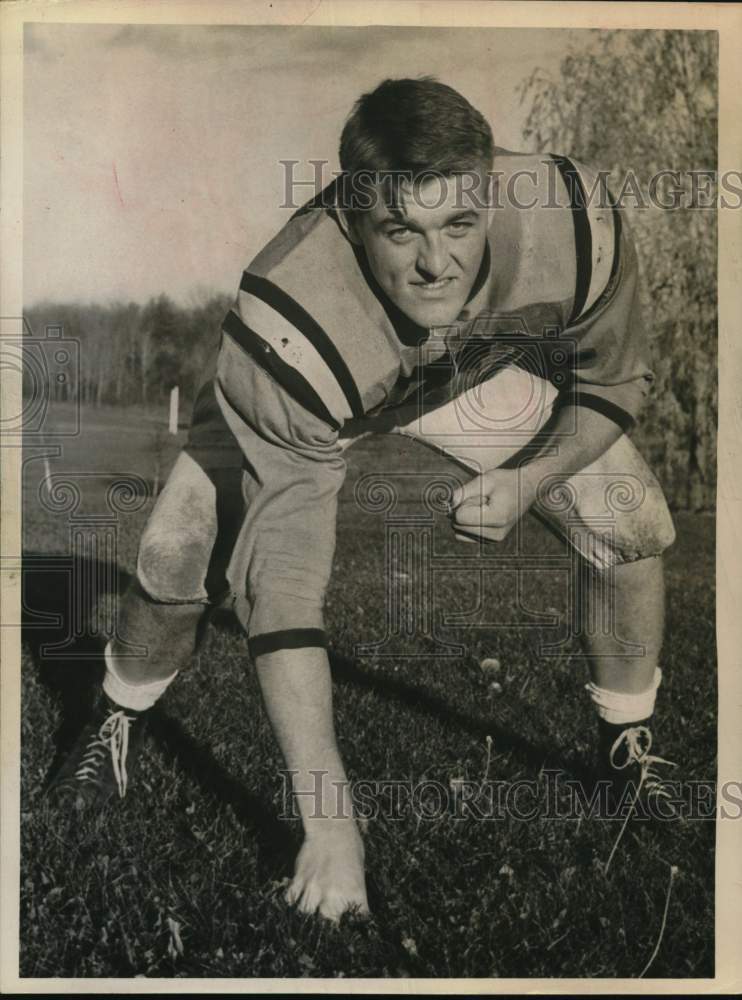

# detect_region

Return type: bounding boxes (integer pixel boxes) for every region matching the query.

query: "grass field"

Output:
[19,404,717,979]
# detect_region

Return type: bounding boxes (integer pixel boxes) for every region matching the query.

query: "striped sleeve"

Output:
[550,155,655,430]
[221,269,364,431]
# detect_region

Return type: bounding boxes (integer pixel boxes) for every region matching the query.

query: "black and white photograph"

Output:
[1,0,740,990]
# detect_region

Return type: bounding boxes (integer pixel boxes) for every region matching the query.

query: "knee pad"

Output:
[640,487,677,557]
[135,452,220,604]
[538,428,678,568]
[535,470,676,571]
[114,580,207,675]
[136,525,213,604]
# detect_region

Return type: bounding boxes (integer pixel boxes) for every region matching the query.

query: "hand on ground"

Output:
[285,821,370,922]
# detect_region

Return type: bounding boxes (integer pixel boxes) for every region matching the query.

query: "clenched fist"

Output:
[449,467,538,543]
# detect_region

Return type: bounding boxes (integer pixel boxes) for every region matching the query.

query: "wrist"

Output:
[290,765,356,825]
[518,462,549,506]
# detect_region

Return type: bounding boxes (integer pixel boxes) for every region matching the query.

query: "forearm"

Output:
[517,403,624,497]
[255,646,355,830]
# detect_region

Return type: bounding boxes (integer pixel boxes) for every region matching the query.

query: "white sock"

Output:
[102,642,178,712]
[585,668,662,725]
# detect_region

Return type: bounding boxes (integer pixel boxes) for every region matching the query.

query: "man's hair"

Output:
[338,77,494,207]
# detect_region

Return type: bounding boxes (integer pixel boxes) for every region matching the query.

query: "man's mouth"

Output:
[411,277,456,294]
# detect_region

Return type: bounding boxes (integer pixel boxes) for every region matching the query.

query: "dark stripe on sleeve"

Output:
[222,310,340,431]
[248,628,328,658]
[550,155,592,325]
[555,390,635,433]
[610,202,622,282]
[573,200,623,326]
[240,271,364,419]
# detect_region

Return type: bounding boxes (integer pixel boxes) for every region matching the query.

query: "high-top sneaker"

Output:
[46,691,148,811]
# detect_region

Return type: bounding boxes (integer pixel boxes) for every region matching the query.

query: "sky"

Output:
[24,23,588,307]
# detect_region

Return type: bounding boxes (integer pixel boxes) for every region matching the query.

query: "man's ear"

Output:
[335,209,364,246]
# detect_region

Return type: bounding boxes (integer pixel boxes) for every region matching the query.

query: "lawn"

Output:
[18,404,717,979]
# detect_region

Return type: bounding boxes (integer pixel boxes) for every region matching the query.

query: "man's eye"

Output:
[387,227,414,241]
[447,221,474,234]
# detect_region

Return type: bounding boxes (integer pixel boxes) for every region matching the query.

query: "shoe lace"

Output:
[603,725,677,875]
[609,725,677,800]
[74,709,135,798]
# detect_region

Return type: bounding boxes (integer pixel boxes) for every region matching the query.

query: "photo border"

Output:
[2,1,740,993]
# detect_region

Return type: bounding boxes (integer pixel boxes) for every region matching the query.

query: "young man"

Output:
[49,78,677,921]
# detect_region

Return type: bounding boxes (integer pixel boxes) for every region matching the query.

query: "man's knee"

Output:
[135,451,220,603]
[552,434,676,567]
[603,458,676,561]
[604,485,676,567]
[536,466,676,570]
[638,488,676,557]
[113,580,206,666]
[136,526,213,604]
[118,579,205,634]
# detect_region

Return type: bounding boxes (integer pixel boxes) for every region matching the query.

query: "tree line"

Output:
[25,292,231,414]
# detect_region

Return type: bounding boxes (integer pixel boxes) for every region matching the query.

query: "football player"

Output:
[49,78,677,921]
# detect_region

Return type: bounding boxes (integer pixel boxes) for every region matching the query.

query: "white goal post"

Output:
[168,385,179,435]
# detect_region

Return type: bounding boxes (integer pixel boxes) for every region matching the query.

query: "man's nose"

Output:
[416,237,447,280]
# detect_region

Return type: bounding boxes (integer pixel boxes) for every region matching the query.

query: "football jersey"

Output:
[219,149,653,435]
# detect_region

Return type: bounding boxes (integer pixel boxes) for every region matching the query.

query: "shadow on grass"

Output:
[327,650,592,785]
[21,551,111,768]
[145,706,296,877]
[21,551,590,855]
[21,552,295,877]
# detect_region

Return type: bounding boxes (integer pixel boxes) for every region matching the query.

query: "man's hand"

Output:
[286,822,369,922]
[449,467,538,543]
[449,403,626,544]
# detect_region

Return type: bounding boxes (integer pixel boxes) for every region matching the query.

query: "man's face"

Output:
[349,170,492,329]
